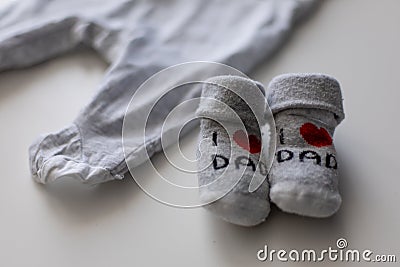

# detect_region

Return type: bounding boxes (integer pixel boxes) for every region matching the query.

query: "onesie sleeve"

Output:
[0,0,83,71]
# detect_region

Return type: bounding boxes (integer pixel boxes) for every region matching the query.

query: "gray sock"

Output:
[196,75,271,226]
[267,73,345,218]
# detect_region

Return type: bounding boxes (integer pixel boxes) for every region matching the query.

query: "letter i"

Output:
[212,132,218,146]
[279,128,285,145]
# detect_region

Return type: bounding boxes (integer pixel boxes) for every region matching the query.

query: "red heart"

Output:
[233,130,262,154]
[300,123,332,147]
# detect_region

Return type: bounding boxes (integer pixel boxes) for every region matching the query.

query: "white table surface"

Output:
[0,0,399,266]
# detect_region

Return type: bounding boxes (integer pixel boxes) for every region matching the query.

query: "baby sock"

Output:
[267,73,345,218]
[195,75,271,227]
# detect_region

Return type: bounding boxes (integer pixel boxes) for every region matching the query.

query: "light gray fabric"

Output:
[0,0,317,184]
[196,76,270,227]
[267,73,345,123]
[267,73,345,218]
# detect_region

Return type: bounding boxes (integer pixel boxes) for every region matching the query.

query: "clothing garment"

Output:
[196,76,271,226]
[0,0,317,184]
[267,73,345,217]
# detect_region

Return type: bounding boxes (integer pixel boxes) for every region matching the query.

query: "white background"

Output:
[0,0,399,266]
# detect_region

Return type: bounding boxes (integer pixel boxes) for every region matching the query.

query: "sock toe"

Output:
[200,191,270,226]
[270,182,341,218]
